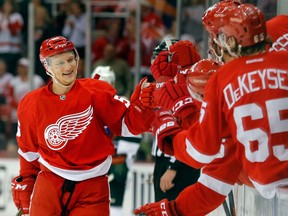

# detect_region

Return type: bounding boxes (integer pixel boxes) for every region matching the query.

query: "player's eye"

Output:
[68,58,75,63]
[56,61,65,66]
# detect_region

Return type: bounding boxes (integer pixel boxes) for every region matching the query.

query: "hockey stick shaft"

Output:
[228,191,236,216]
[222,199,232,216]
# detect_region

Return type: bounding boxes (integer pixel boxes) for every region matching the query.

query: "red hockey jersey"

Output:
[266,15,288,51]
[174,137,242,216]
[174,50,288,199]
[17,78,155,181]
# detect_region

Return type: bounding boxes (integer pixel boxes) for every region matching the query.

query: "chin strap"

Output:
[214,34,242,59]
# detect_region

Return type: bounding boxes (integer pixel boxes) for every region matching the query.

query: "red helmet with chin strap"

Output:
[187,58,221,102]
[203,1,267,48]
[221,4,266,47]
[39,36,79,63]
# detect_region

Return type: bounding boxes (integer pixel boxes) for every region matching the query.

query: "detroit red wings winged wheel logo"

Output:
[44,106,93,150]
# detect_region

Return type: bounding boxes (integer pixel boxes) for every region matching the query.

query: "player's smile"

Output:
[48,52,78,82]
[63,71,74,77]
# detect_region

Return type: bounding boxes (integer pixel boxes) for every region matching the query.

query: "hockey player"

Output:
[176,1,288,198]
[157,0,288,197]
[136,1,288,215]
[135,59,244,216]
[149,38,201,202]
[10,36,156,216]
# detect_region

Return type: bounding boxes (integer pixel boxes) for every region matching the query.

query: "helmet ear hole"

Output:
[227,36,238,51]
[209,39,223,61]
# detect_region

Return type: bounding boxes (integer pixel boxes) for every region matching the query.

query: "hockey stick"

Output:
[228,191,236,216]
[15,209,22,216]
[222,199,231,216]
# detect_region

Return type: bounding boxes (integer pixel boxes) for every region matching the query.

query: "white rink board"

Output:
[123,162,226,216]
[0,159,19,216]
[124,163,288,216]
[1,159,287,216]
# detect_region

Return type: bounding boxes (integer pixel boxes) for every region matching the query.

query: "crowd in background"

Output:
[0,0,277,159]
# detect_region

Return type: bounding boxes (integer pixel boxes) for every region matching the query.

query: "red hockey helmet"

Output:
[202,0,242,39]
[91,66,116,86]
[221,4,266,47]
[203,1,267,48]
[39,36,79,63]
[187,58,221,102]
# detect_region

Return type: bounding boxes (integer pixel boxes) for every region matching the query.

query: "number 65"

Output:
[234,98,288,162]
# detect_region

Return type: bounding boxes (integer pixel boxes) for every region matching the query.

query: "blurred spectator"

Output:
[92,0,117,13]
[8,58,44,145]
[92,1,121,30]
[53,0,71,35]
[141,3,167,69]
[166,20,196,43]
[182,0,205,43]
[0,0,24,75]
[62,0,86,80]
[34,0,55,83]
[0,58,12,100]
[62,0,86,58]
[141,3,166,42]
[118,13,153,81]
[93,44,132,97]
[257,0,277,20]
[76,57,85,78]
[165,19,205,58]
[242,0,277,20]
[92,19,124,63]
[0,58,12,150]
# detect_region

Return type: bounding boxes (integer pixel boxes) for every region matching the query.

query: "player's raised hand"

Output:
[151,51,180,83]
[170,40,201,70]
[130,77,158,112]
[134,199,180,216]
[139,78,158,109]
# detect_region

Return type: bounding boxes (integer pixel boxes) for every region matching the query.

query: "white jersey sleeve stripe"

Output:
[18,148,40,162]
[185,139,223,164]
[121,118,135,137]
[198,173,234,196]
